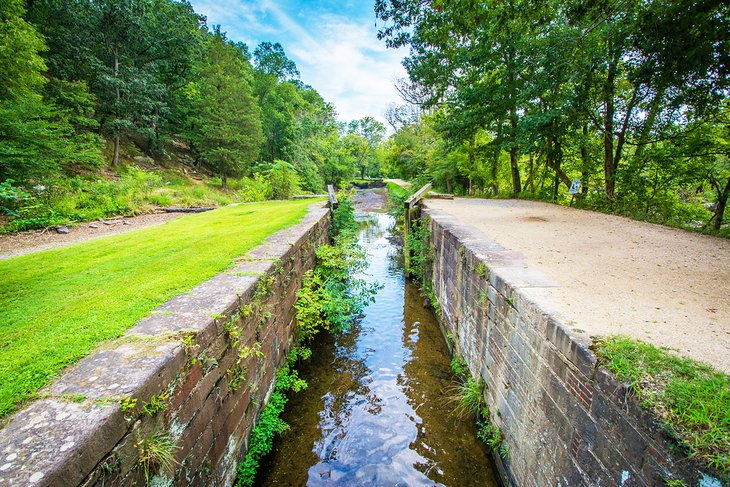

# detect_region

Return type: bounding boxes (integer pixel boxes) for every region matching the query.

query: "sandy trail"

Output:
[0,213,183,260]
[425,198,730,372]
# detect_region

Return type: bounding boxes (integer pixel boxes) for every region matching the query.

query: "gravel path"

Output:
[0,213,183,260]
[425,198,730,372]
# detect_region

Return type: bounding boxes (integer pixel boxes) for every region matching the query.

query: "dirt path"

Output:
[425,198,730,372]
[0,213,183,260]
[384,178,411,188]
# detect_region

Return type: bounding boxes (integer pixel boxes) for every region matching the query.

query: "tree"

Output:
[27,0,204,164]
[0,0,102,182]
[190,32,262,189]
[347,117,386,178]
[253,42,300,81]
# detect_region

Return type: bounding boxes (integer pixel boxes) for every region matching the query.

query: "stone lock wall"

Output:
[422,204,721,487]
[0,204,330,487]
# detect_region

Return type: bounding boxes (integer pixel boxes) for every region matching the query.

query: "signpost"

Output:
[569,179,581,206]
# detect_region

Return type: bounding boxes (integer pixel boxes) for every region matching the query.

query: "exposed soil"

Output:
[425,198,730,372]
[0,213,183,260]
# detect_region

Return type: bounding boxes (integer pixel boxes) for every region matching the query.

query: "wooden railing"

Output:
[403,183,431,276]
[327,184,338,209]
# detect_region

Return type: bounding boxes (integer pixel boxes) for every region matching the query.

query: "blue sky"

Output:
[188,0,408,126]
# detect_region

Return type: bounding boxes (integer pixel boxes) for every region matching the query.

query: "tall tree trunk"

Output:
[603,42,617,201]
[468,139,475,196]
[509,145,521,194]
[580,124,590,195]
[221,173,228,190]
[527,152,535,193]
[711,176,730,231]
[507,52,521,194]
[509,104,522,195]
[634,85,665,162]
[112,47,121,166]
[491,150,499,196]
[552,138,563,200]
[546,135,570,192]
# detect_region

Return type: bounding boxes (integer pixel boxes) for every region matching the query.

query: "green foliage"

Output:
[385,182,413,220]
[0,166,266,232]
[190,32,262,187]
[405,217,431,281]
[235,346,309,486]
[120,397,138,414]
[0,199,315,418]
[141,393,169,416]
[0,0,46,98]
[375,0,730,233]
[135,431,179,484]
[477,409,505,456]
[267,160,301,199]
[237,174,272,202]
[594,336,730,474]
[450,356,469,378]
[295,194,379,341]
[447,377,485,418]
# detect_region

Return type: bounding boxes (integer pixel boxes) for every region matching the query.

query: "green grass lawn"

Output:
[0,199,321,418]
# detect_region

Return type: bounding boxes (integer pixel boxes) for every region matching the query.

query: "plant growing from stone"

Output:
[447,376,485,418]
[135,431,179,484]
[295,194,379,340]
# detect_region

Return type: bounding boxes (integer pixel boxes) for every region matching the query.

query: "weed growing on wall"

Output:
[296,194,379,340]
[449,352,507,458]
[593,336,730,476]
[134,430,179,485]
[235,193,379,486]
[235,346,309,487]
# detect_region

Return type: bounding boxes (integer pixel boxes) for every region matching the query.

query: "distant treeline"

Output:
[0,0,386,194]
[375,0,729,233]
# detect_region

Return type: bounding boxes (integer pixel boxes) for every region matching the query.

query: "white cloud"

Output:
[189,0,409,127]
[287,13,409,125]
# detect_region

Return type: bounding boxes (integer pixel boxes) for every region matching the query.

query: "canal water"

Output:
[256,209,500,486]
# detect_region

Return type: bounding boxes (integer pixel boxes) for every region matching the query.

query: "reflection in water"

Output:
[257,212,499,486]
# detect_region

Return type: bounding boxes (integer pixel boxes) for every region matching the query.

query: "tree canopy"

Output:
[376,0,730,232]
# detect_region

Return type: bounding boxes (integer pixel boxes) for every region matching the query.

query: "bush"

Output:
[268,160,301,200]
[237,174,271,202]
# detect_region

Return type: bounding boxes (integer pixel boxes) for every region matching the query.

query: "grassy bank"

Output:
[0,165,302,233]
[593,336,729,476]
[0,199,321,418]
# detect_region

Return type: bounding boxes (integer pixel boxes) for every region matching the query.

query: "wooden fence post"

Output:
[327,184,338,210]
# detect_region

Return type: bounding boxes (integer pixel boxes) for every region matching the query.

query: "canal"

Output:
[257,204,500,486]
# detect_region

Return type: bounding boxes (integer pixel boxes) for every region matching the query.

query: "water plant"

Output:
[477,409,506,456]
[450,356,469,378]
[235,192,379,485]
[295,195,379,340]
[235,347,309,487]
